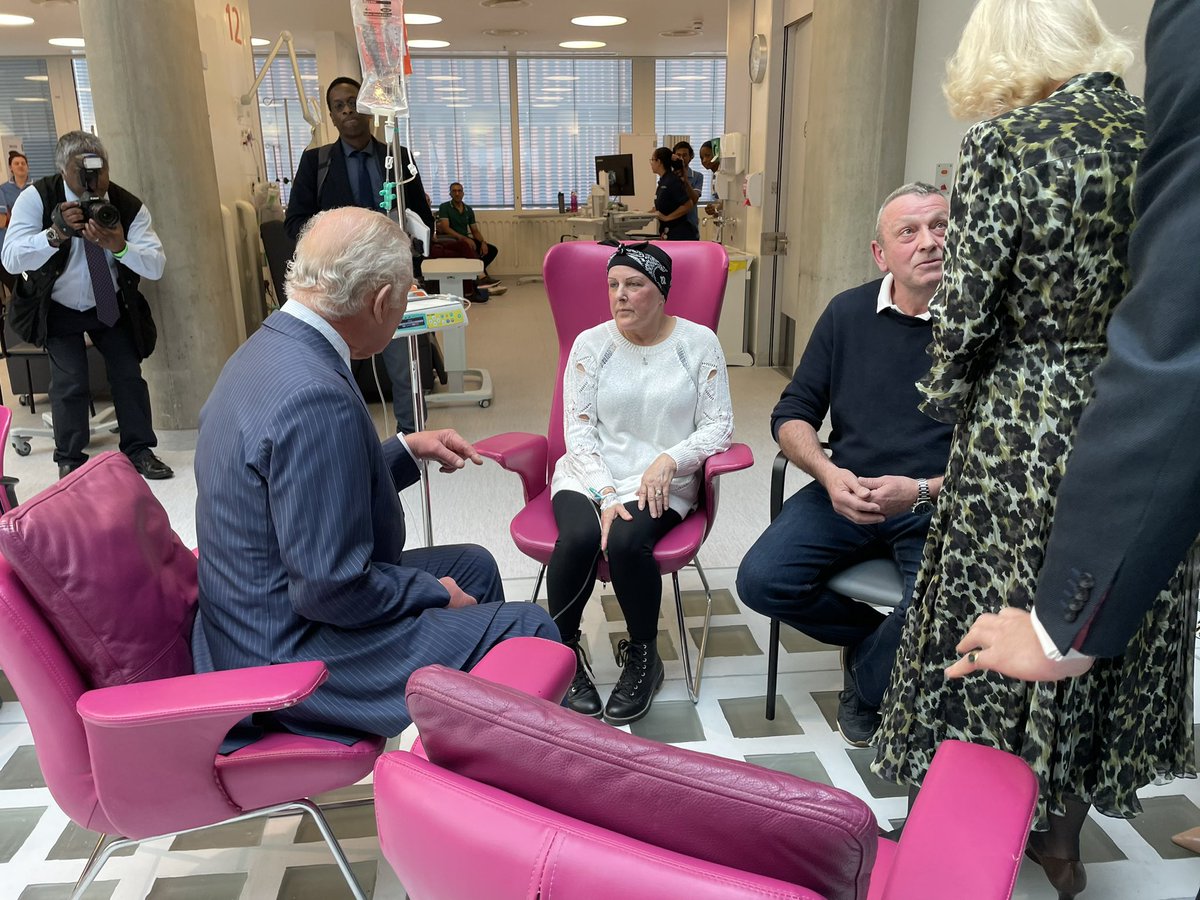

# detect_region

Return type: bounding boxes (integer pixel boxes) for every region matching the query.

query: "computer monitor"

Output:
[595,153,635,198]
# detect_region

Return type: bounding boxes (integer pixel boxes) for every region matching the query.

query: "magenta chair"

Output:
[0,452,574,899]
[0,406,19,511]
[376,665,1039,900]
[476,240,754,701]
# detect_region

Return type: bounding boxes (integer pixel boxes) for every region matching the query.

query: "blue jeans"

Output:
[736,481,933,707]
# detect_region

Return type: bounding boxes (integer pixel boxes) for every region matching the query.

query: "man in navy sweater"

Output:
[737,183,953,746]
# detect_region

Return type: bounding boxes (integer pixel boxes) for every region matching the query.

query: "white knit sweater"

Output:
[551,317,734,517]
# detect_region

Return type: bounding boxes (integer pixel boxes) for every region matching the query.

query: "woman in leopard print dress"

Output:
[874,1,1197,896]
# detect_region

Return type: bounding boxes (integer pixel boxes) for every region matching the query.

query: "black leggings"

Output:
[547,490,681,642]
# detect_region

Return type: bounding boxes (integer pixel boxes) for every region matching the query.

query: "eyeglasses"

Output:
[329,97,360,114]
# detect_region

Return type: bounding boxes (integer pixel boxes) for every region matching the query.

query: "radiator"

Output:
[475,212,573,276]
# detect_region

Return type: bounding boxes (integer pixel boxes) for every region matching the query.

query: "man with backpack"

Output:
[285,76,436,434]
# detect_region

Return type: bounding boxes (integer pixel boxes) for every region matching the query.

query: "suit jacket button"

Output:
[1078,574,1095,589]
[1068,600,1085,612]
[1064,610,1079,623]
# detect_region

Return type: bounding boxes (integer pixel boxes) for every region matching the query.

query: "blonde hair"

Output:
[943,0,1133,120]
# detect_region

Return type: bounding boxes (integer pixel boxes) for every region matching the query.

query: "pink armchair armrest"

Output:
[705,443,754,479]
[871,740,1037,900]
[702,443,754,532]
[475,432,549,504]
[76,661,328,838]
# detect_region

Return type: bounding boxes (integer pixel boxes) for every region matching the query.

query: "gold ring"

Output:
[967,650,980,665]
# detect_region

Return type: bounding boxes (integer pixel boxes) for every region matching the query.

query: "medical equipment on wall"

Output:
[239,32,323,149]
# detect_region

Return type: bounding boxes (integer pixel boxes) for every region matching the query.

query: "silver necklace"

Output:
[626,318,668,365]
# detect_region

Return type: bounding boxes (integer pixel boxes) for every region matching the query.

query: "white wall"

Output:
[193,0,267,209]
[904,0,1153,186]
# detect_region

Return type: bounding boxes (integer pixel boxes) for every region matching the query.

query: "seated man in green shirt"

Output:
[436,182,506,295]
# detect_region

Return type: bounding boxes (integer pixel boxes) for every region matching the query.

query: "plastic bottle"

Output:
[558,191,565,214]
[570,190,578,212]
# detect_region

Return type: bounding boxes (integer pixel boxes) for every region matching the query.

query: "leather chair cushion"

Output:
[407,665,878,900]
[0,451,197,688]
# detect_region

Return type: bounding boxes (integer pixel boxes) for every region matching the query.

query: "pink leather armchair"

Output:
[476,240,754,701]
[0,452,575,899]
[376,665,1040,900]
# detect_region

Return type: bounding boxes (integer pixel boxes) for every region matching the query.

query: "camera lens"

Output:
[89,200,121,230]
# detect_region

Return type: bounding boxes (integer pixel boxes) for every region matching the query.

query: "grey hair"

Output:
[55,131,107,173]
[285,210,414,320]
[875,182,942,242]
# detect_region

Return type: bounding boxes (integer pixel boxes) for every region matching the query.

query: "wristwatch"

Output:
[44,226,68,248]
[911,478,934,515]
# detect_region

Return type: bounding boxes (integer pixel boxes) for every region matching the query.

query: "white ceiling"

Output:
[0,0,728,58]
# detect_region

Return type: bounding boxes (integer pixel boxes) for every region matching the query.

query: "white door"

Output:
[770,14,813,367]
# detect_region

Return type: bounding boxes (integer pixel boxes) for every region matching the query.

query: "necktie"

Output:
[353,150,375,210]
[83,239,120,327]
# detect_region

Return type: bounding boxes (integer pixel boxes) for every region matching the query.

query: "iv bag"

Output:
[351,0,409,118]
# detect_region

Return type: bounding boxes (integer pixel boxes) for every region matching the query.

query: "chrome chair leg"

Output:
[69,801,369,900]
[292,799,369,900]
[530,564,546,602]
[71,833,124,900]
[675,556,714,703]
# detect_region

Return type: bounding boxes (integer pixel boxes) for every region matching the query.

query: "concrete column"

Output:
[792,0,918,361]
[78,0,239,430]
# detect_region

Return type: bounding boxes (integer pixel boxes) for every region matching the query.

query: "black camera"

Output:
[78,154,120,230]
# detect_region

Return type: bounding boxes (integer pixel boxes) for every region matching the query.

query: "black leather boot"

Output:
[563,632,602,717]
[603,637,664,725]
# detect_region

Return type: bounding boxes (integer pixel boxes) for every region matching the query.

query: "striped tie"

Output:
[83,239,120,327]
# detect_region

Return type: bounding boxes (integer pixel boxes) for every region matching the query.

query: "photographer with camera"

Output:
[1,131,170,480]
[647,146,697,241]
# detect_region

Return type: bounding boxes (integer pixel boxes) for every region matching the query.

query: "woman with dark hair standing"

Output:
[648,147,697,241]
[0,150,31,292]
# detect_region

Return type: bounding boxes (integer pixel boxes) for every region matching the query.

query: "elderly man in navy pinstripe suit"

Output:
[192,207,557,741]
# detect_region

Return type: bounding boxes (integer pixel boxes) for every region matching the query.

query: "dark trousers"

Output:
[547,490,680,641]
[398,542,559,669]
[468,237,499,271]
[379,340,416,435]
[736,481,932,708]
[45,302,157,467]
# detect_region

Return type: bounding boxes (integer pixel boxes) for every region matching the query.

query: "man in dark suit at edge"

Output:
[285,76,434,435]
[948,0,1200,685]
[193,207,557,741]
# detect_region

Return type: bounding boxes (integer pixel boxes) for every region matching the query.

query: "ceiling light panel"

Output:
[559,40,606,49]
[570,16,627,27]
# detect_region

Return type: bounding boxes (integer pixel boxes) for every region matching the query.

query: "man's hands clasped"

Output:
[823,470,936,523]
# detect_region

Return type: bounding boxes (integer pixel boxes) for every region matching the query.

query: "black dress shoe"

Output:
[58,462,83,480]
[130,451,174,480]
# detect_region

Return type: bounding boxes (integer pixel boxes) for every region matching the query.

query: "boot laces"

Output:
[614,639,650,693]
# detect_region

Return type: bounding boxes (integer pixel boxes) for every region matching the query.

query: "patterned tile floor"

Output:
[0,568,1197,900]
